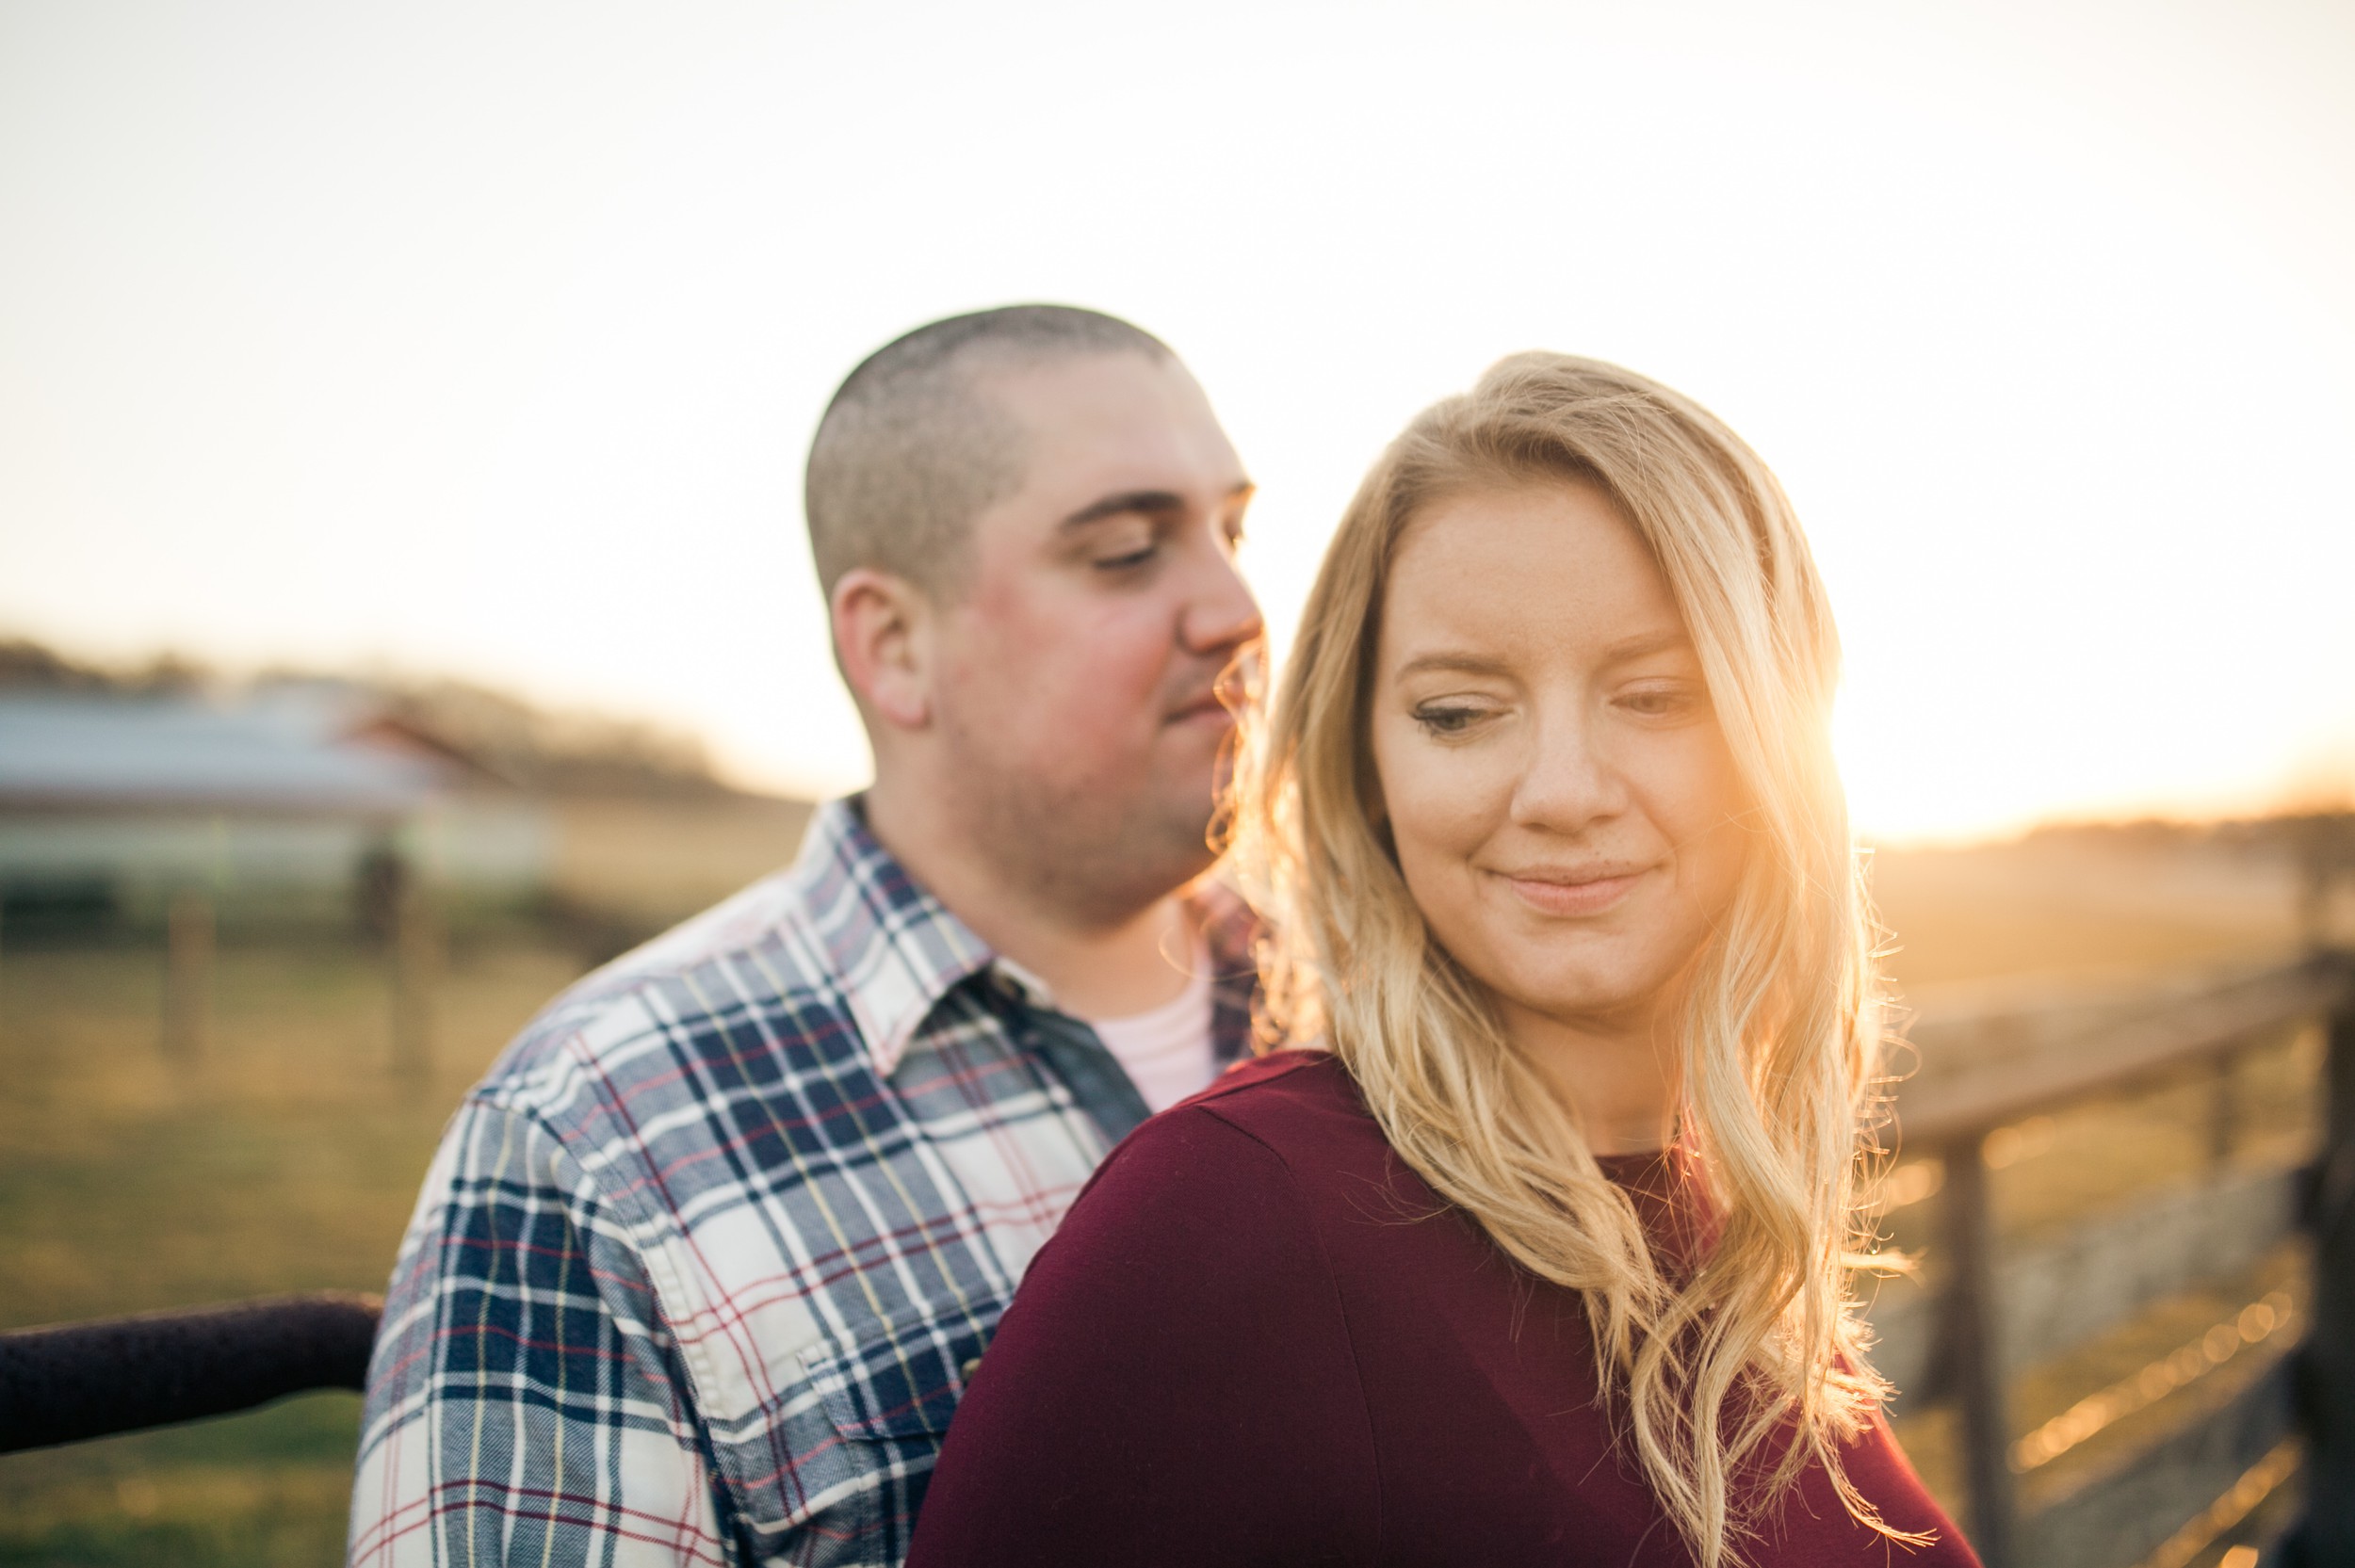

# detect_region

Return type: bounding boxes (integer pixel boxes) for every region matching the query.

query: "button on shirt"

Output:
[347,799,1259,1568]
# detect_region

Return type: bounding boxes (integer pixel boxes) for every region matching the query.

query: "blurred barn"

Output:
[0,685,551,936]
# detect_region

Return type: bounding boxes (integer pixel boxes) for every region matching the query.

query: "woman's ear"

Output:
[832,568,935,732]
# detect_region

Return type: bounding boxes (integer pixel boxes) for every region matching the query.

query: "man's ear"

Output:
[832,567,935,732]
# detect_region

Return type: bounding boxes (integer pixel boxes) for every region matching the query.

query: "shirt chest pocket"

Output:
[802,1307,998,1446]
[722,1306,999,1565]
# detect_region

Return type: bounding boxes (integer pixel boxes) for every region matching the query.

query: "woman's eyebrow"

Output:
[1394,651,1515,679]
[1394,631,1690,680]
[1600,628,1692,664]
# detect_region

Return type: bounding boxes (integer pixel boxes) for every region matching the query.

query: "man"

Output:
[348,306,1263,1567]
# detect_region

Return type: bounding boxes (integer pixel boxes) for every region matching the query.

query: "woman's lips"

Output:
[1499,867,1648,915]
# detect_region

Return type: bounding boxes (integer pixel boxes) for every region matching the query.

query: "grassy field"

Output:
[0,937,587,1566]
[0,818,2327,1565]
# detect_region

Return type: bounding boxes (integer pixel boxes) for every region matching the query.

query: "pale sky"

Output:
[3,0,2351,843]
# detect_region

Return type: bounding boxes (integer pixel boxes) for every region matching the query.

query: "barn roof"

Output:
[0,694,445,814]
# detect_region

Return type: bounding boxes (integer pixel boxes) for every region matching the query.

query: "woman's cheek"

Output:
[1383,753,1481,865]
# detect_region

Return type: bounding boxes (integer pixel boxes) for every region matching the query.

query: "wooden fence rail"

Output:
[1871,952,2355,1568]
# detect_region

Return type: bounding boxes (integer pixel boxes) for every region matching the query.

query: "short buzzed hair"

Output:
[804,305,1173,599]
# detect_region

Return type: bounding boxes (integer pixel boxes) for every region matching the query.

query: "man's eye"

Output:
[1413,703,1486,736]
[1093,543,1160,571]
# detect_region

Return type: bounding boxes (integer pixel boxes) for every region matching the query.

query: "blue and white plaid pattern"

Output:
[349,800,1257,1567]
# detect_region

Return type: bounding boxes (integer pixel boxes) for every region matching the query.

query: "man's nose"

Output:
[1178,543,1263,656]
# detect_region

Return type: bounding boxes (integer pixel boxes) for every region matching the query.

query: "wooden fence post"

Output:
[389,876,439,1086]
[162,889,212,1066]
[2294,953,2355,1560]
[2298,849,2329,956]
[2209,1045,2240,1172]
[1940,1127,2019,1568]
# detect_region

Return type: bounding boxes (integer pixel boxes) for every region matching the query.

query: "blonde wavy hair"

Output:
[1223,353,1911,1567]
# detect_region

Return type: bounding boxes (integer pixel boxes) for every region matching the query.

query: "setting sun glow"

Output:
[3,2,2349,843]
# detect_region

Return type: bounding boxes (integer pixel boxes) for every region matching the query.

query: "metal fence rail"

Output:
[0,1292,382,1454]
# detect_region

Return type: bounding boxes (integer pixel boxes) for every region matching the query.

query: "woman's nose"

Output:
[1509,712,1630,832]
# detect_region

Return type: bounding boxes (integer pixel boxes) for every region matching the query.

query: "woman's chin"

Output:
[1491,964,1673,1037]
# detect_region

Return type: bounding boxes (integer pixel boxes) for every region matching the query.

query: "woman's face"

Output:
[1369,479,1750,1039]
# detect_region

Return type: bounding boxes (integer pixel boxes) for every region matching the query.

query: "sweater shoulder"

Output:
[1176,1048,1379,1149]
[1113,1048,1405,1207]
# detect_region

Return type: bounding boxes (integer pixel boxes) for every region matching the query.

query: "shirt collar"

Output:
[788,797,998,1079]
[788,796,1266,1076]
[1193,879,1262,1065]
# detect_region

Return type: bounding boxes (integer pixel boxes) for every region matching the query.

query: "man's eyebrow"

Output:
[1057,479,1256,532]
[1058,490,1187,531]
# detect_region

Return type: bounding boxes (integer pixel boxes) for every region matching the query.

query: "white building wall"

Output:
[0,800,554,899]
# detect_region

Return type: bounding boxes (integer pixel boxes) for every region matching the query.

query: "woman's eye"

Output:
[1412,703,1486,736]
[1619,687,1699,719]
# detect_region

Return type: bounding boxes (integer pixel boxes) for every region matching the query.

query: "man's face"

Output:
[930,351,1261,920]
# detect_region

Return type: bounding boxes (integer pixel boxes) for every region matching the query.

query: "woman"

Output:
[904,355,1975,1567]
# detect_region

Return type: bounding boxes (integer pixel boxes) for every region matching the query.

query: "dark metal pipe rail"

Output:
[0,1290,382,1454]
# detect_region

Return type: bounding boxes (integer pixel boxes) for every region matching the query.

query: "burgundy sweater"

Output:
[907,1051,1977,1568]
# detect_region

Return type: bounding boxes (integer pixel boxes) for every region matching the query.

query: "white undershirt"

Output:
[1083,936,1218,1115]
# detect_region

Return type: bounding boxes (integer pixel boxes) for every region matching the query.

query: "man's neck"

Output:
[860,781,1198,1019]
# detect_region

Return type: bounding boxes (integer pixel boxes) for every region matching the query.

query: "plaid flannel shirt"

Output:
[349,799,1257,1567]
